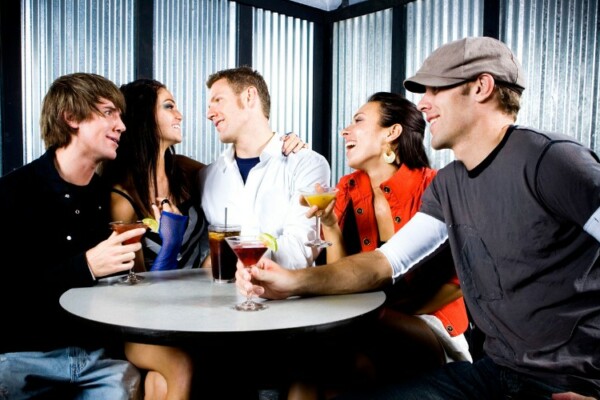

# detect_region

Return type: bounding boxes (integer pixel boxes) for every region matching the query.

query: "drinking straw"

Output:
[224,207,228,228]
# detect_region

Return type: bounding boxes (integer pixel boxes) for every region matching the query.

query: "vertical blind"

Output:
[153,0,236,165]
[403,0,484,170]
[328,0,484,180]
[17,0,600,180]
[21,0,135,163]
[330,8,394,183]
[252,8,314,145]
[502,0,600,152]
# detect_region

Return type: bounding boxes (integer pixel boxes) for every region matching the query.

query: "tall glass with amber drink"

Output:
[208,224,241,283]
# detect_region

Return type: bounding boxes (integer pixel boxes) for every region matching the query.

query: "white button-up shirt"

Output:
[199,133,331,269]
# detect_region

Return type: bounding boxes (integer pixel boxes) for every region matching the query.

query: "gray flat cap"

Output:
[404,37,526,94]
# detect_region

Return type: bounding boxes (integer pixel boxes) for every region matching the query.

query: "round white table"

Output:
[60,268,386,345]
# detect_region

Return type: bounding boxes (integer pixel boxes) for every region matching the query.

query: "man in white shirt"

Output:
[199,66,331,269]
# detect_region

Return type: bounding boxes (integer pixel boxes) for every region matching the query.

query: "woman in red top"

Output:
[290,92,470,399]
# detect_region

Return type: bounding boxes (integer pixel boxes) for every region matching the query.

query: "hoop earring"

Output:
[383,148,395,164]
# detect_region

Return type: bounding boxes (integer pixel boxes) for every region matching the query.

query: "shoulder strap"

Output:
[111,188,145,220]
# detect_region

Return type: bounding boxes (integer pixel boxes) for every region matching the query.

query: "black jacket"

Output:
[0,149,117,353]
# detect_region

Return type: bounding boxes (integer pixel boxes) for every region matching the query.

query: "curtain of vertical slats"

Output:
[330,8,393,183]
[17,0,600,175]
[403,0,484,170]
[21,0,135,163]
[154,0,236,165]
[252,9,314,146]
[501,0,600,152]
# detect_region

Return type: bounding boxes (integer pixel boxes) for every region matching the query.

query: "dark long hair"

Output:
[101,79,188,218]
[368,92,430,169]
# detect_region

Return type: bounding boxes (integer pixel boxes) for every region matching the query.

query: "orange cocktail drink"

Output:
[303,191,337,210]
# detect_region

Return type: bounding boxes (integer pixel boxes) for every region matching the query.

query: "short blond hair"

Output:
[460,79,521,120]
[206,66,271,119]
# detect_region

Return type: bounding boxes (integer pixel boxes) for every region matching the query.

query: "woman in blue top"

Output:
[101,78,308,399]
[101,78,202,400]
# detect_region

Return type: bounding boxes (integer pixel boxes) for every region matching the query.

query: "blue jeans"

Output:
[0,347,140,400]
[336,356,582,400]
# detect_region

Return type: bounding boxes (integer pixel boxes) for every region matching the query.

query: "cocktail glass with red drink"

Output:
[109,220,147,284]
[225,235,269,311]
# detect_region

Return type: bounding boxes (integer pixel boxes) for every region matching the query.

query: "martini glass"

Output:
[225,235,269,311]
[299,185,339,248]
[109,221,147,284]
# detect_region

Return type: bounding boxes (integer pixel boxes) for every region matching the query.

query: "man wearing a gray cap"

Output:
[235,37,600,399]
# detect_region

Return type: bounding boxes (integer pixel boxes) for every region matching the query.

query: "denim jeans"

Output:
[0,347,140,400]
[336,356,580,400]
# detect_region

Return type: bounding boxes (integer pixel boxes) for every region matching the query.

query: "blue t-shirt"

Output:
[235,156,260,183]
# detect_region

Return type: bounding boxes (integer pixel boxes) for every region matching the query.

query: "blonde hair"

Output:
[206,66,271,119]
[460,79,521,120]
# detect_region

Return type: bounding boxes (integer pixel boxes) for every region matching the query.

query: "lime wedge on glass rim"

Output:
[259,233,278,252]
[142,217,159,233]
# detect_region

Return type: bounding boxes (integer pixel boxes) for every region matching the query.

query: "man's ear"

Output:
[244,86,258,108]
[473,73,496,102]
[63,112,79,129]
[386,123,403,143]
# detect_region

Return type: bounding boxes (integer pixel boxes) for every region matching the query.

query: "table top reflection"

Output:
[59,268,386,345]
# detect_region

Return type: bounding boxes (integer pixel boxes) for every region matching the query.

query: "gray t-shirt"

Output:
[420,125,600,393]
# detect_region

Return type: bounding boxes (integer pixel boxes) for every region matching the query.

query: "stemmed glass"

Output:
[109,221,148,285]
[299,185,339,248]
[225,235,269,311]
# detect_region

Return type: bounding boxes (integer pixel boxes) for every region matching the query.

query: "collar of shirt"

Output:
[223,132,285,169]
